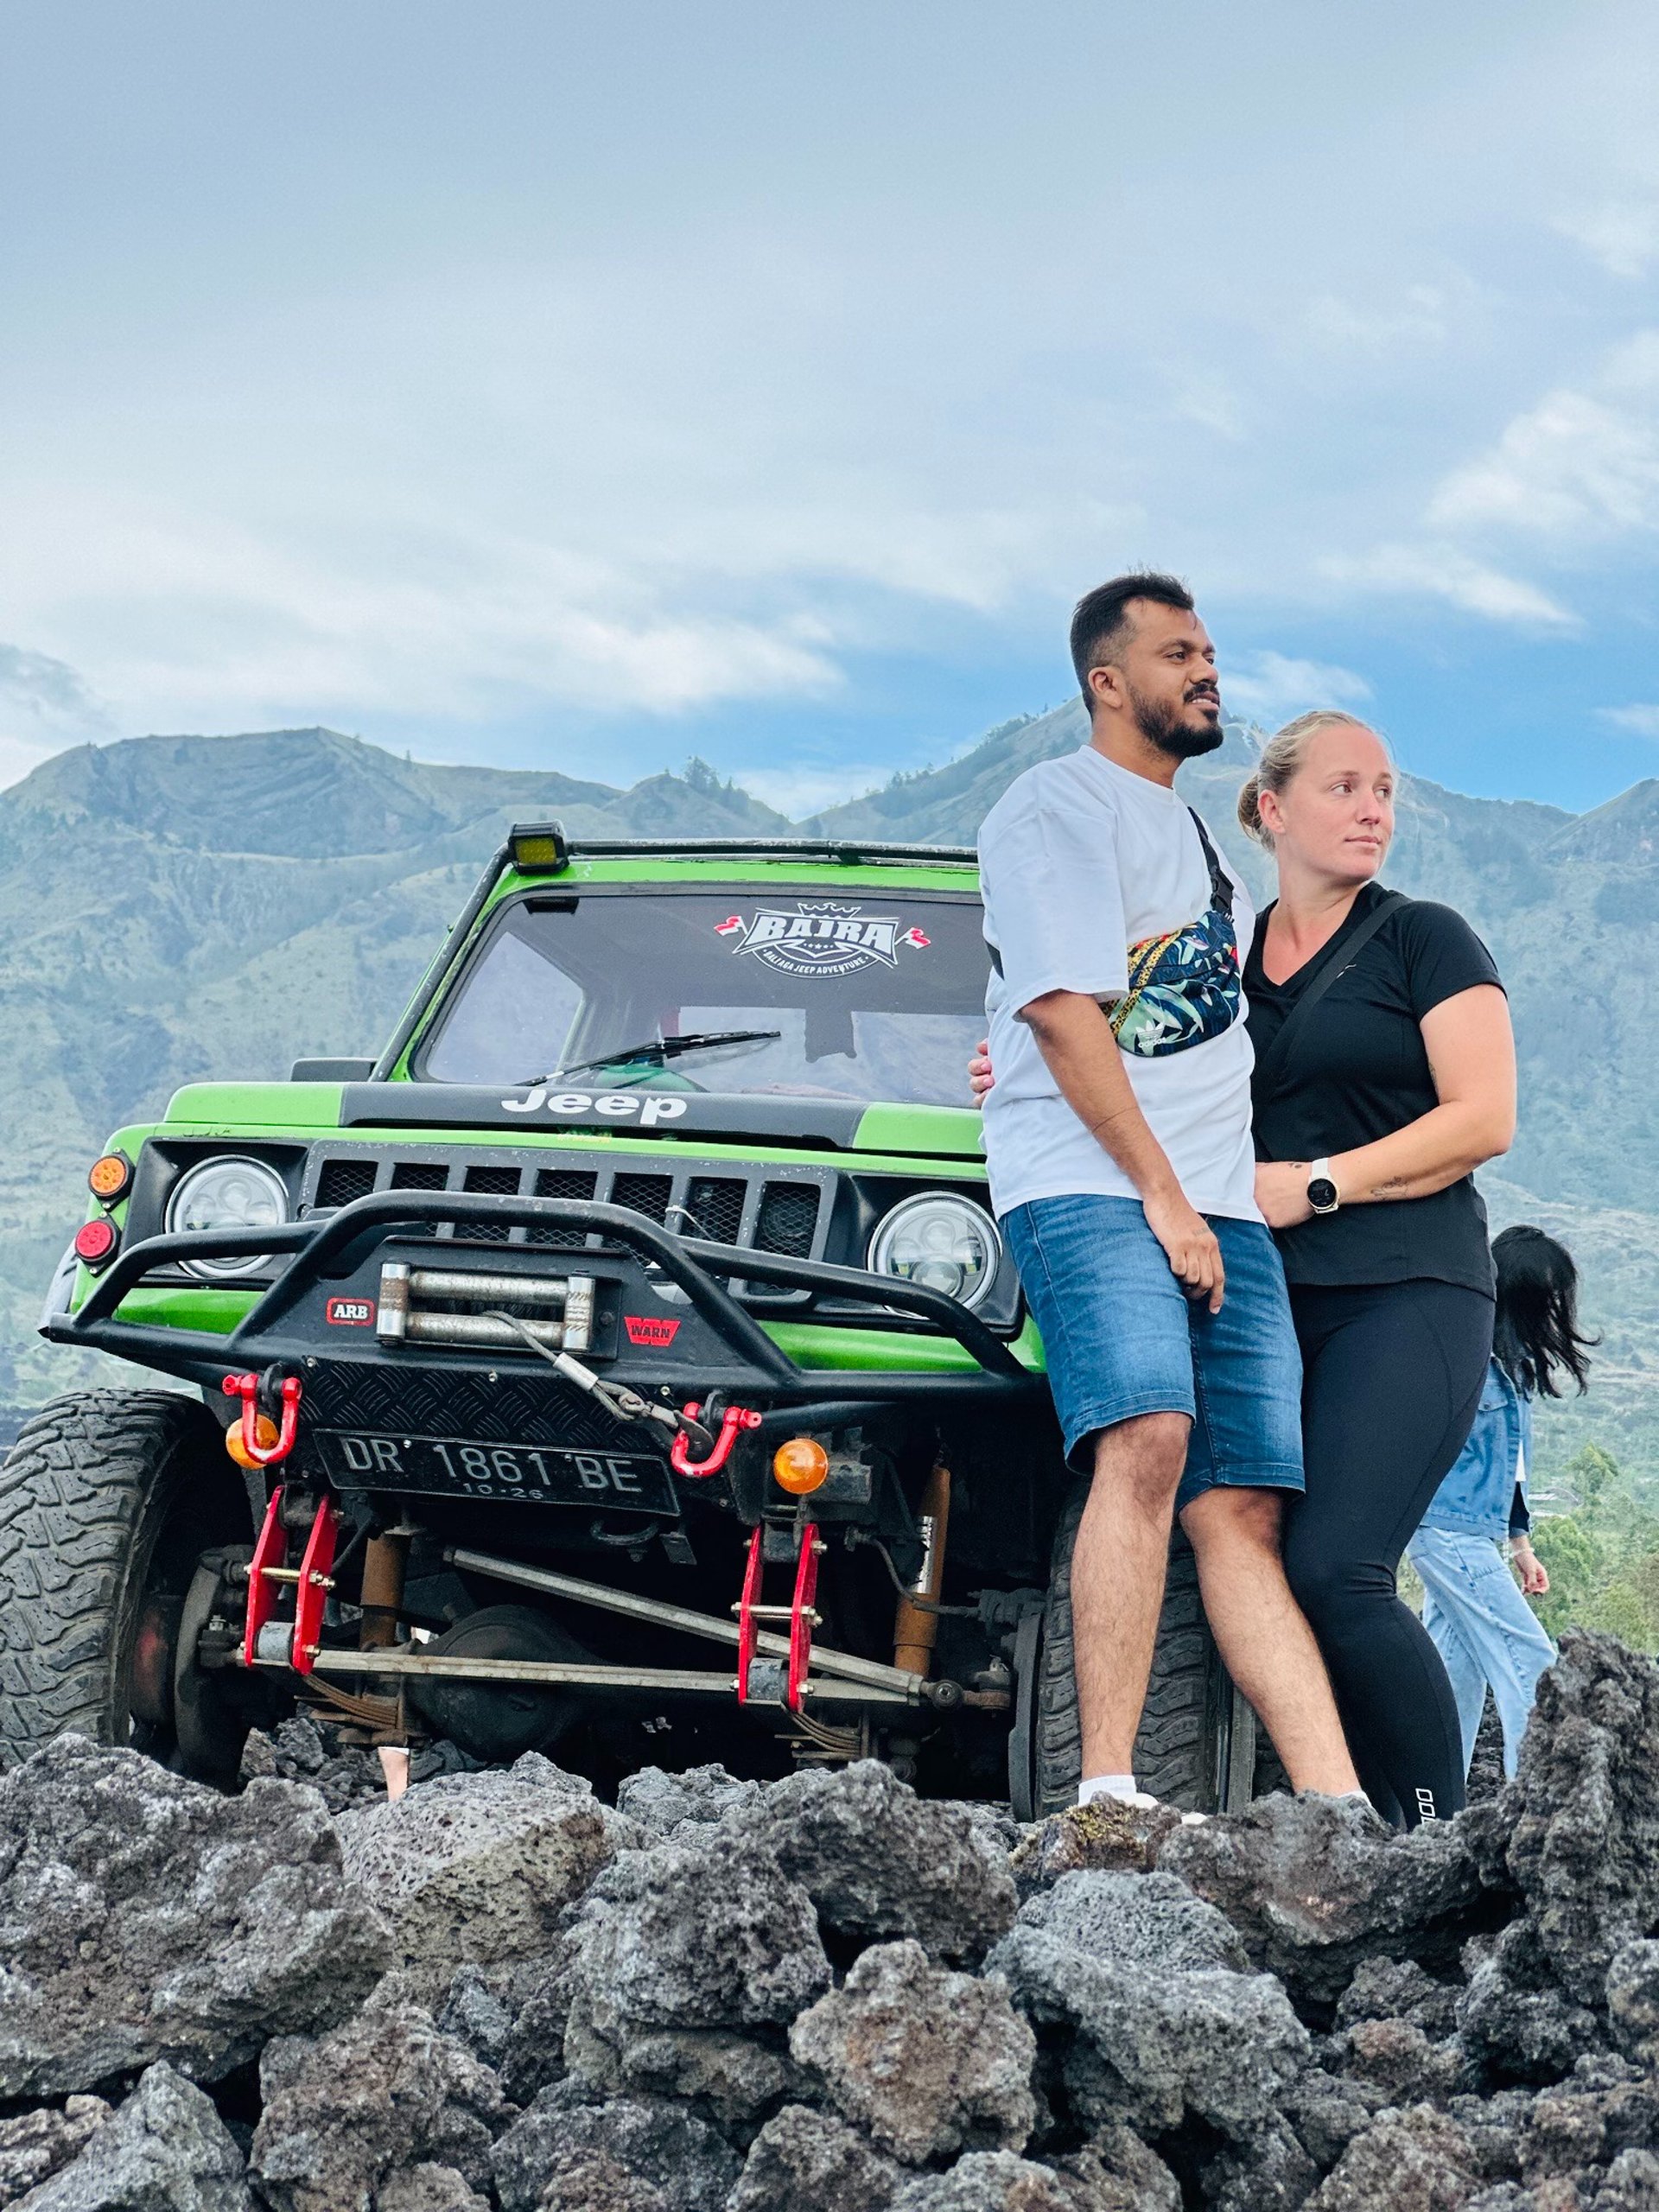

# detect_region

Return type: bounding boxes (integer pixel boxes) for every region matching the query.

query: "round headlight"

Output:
[165,1157,289,1280]
[868,1192,1002,1311]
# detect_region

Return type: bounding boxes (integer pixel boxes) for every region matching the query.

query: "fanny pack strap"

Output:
[1185,808,1234,918]
[1251,891,1408,1094]
[983,805,1232,978]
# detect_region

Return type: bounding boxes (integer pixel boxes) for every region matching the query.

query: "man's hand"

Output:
[1255,1160,1314,1230]
[1512,1538,1549,1598]
[968,1039,995,1104]
[1143,1185,1224,1313]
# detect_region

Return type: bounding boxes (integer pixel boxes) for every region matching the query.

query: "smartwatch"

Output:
[1307,1159,1340,1215]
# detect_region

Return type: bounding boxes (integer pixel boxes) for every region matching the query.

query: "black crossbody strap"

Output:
[1185,808,1234,917]
[1252,891,1408,1094]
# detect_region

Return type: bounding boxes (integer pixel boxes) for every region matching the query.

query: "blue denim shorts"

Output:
[1003,1194,1305,1512]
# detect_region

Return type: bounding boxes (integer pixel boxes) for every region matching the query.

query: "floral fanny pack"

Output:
[1107,810,1243,1059]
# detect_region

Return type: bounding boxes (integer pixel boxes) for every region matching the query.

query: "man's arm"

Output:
[1024,988,1224,1311]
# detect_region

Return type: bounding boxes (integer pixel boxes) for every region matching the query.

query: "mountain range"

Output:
[4,712,1656,1486]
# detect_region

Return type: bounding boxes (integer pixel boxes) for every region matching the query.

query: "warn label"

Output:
[326,1297,376,1328]
[624,1314,681,1348]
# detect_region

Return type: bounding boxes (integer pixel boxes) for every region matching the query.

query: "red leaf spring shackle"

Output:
[670,1400,761,1478]
[221,1370,302,1467]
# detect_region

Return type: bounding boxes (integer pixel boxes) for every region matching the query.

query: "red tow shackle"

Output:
[222,1370,302,1467]
[670,1400,761,1478]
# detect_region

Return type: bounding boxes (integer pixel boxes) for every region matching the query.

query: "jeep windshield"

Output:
[417,884,990,1108]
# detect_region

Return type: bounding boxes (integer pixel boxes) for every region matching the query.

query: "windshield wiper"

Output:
[518,1029,783,1085]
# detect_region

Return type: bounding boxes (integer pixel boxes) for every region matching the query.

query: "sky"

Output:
[3,2,1658,819]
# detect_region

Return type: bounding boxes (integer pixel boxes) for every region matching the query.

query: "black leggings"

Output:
[1282,1280,1493,1829]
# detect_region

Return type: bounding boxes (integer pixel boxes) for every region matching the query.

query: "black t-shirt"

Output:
[1243,884,1503,1294]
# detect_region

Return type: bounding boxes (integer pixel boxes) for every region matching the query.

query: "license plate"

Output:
[315,1428,677,1513]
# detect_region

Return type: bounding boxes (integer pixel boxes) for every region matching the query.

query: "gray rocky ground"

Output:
[0,1630,1654,2209]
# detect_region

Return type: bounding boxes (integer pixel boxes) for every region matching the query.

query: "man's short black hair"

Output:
[1070,572,1195,707]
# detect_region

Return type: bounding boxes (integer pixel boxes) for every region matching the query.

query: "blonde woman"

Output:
[974,709,1516,1825]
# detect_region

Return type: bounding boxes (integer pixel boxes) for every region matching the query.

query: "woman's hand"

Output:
[968,1039,995,1104]
[1254,1160,1314,1230]
[1512,1538,1549,1598]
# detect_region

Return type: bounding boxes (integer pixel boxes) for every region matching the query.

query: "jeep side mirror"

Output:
[290,1058,377,1082]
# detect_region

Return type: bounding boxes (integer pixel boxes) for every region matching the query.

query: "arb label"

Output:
[326,1297,376,1327]
[624,1314,680,1347]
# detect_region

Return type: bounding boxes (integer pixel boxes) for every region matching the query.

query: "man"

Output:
[977,572,1358,1808]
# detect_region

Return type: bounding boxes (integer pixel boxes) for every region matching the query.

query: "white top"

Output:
[977,746,1262,1223]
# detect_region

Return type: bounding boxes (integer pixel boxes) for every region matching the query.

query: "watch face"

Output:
[1308,1177,1338,1211]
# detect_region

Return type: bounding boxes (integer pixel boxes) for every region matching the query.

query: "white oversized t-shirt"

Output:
[977,746,1262,1224]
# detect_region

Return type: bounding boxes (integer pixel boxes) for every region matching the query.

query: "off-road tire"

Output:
[1032,1482,1252,1816]
[0,1390,243,1765]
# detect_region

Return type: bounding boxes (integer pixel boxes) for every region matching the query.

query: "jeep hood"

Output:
[162,1081,988,1160]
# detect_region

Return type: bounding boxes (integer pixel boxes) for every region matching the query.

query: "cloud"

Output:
[1224,652,1372,722]
[1427,330,1659,538]
[0,644,107,729]
[734,762,893,818]
[1554,203,1659,279]
[1320,545,1580,630]
[1300,287,1450,356]
[1598,703,1659,738]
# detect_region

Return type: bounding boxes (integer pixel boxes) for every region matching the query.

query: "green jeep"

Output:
[6,828,1255,1813]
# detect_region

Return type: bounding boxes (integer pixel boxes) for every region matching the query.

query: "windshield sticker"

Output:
[715,902,933,979]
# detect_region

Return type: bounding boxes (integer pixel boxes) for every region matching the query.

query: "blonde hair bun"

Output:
[1239,709,1384,849]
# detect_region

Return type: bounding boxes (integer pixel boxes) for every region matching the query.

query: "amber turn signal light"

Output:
[772,1437,830,1495]
[88,1152,133,1202]
[73,1217,118,1269]
[226,1414,281,1471]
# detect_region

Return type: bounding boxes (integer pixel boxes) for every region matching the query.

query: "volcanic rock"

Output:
[430,1943,580,2104]
[336,1751,636,1967]
[566,1839,830,2037]
[16,2063,251,2211]
[376,2171,491,2212]
[0,1738,391,2096]
[1196,2114,1321,2212]
[1516,2054,1659,2183]
[1458,1920,1606,2084]
[1278,2069,1390,2173]
[1464,1635,1659,2007]
[616,1764,763,1843]
[727,1760,1019,1962]
[889,2147,1161,2210]
[987,1872,1308,2139]
[728,2105,905,2212]
[249,1999,510,2212]
[1333,1957,1463,2041]
[1608,1942,1659,2067]
[1008,1800,1184,1897]
[789,1939,1037,2164]
[1160,1791,1482,2002]
[0,2099,111,2205]
[491,2083,741,2212]
[1305,2102,1484,2209]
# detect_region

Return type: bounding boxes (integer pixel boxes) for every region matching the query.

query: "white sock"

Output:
[1078,1773,1138,1806]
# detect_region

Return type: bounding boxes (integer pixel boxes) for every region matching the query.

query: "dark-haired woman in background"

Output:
[1406,1226,1594,1779]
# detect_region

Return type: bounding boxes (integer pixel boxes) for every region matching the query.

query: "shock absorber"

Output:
[893,1459,951,1676]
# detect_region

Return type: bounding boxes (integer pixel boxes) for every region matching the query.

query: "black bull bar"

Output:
[46,1191,1040,1418]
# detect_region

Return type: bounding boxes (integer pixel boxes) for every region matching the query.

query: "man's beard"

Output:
[1129,682,1224,760]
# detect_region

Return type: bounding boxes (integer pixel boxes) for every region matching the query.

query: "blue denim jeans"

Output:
[1407,1525,1556,1778]
[1001,1193,1304,1511]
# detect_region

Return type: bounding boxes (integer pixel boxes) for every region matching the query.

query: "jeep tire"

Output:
[0,1391,249,1770]
[1027,1481,1259,1817]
